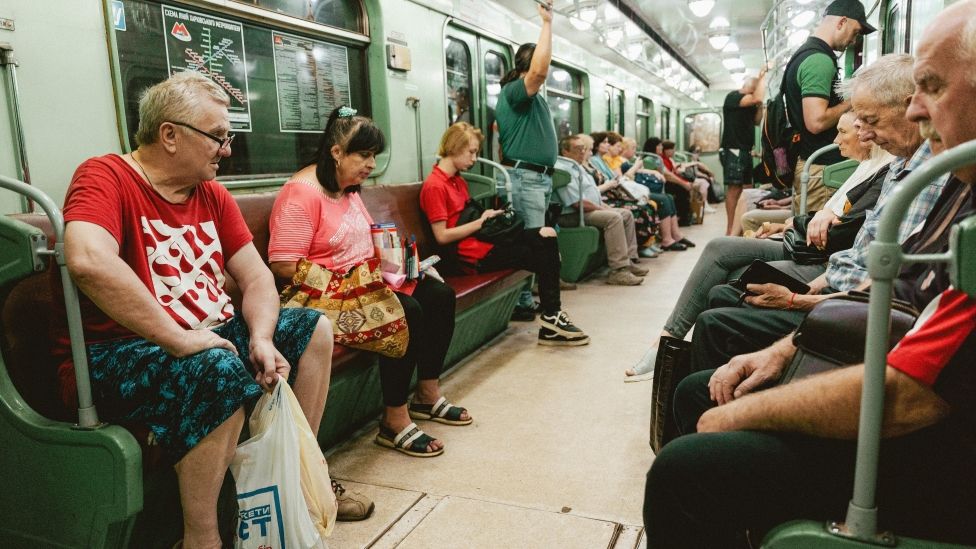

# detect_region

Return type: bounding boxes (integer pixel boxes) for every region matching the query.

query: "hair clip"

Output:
[338,106,358,118]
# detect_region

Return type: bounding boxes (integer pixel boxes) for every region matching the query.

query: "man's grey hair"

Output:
[135,71,230,147]
[836,53,914,108]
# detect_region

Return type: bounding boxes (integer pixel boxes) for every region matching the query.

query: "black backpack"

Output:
[757,91,801,189]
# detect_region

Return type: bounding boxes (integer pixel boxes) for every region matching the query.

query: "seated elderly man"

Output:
[688,53,950,373]
[62,71,343,548]
[644,4,976,546]
[555,134,648,286]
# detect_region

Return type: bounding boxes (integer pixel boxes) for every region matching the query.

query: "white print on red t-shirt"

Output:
[142,217,235,329]
[327,199,374,270]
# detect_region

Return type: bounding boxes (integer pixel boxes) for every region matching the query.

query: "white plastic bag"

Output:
[230,379,335,549]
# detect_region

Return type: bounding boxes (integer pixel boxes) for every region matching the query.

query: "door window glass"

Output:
[445,38,473,125]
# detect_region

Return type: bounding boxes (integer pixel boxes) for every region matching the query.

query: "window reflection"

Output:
[484,51,507,161]
[547,95,579,139]
[252,0,365,33]
[683,112,721,153]
[445,38,473,125]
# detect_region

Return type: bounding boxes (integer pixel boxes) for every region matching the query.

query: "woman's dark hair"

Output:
[500,43,536,87]
[642,137,662,153]
[589,131,608,154]
[661,140,676,151]
[307,106,386,194]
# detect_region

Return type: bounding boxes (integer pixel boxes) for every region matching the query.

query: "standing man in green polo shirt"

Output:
[783,0,875,212]
[497,0,556,229]
[496,0,587,340]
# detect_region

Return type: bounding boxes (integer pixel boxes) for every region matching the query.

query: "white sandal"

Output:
[624,346,657,383]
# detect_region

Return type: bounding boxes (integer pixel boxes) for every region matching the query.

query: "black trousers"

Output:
[690,285,807,372]
[378,276,456,407]
[644,423,976,548]
[666,182,692,225]
[477,228,561,315]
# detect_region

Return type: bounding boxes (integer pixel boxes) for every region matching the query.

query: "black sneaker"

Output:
[539,310,587,338]
[511,305,536,322]
[538,327,590,346]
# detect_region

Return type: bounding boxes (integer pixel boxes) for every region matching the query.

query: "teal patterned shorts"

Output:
[87,307,322,462]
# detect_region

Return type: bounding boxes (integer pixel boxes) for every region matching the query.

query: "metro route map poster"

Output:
[161,4,252,131]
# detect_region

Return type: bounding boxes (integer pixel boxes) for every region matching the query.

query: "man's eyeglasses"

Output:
[572,145,589,152]
[169,121,235,150]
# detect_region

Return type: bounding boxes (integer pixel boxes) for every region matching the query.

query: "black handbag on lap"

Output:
[782,211,867,264]
[456,199,525,245]
[779,292,919,385]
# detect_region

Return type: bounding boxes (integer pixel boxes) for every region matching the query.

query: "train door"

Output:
[444,26,512,169]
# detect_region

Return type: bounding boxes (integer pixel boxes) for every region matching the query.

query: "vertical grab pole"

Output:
[0,175,100,428]
[845,140,976,540]
[798,143,839,215]
[406,97,423,181]
[0,44,34,213]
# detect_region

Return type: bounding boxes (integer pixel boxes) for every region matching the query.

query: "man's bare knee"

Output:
[538,227,557,238]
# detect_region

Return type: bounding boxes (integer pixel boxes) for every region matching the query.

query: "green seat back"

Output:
[551,168,571,191]
[643,154,662,170]
[762,520,971,548]
[822,159,859,190]
[0,215,143,547]
[951,214,976,298]
[460,172,497,203]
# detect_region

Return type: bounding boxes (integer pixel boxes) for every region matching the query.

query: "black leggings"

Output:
[378,276,456,407]
[477,228,561,315]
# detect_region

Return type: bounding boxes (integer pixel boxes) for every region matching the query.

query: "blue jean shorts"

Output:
[500,167,553,229]
[87,307,322,462]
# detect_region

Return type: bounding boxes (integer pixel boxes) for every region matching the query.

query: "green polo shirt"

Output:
[496,78,558,167]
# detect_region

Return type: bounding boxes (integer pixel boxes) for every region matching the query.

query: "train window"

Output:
[546,65,584,139]
[112,0,369,179]
[883,4,901,54]
[605,85,624,133]
[683,112,721,153]
[249,0,365,33]
[484,51,508,161]
[445,38,473,125]
[636,96,655,145]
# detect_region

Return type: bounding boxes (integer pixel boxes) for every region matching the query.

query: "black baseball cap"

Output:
[824,0,877,35]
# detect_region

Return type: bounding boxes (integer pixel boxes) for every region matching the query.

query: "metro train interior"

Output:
[0,0,974,548]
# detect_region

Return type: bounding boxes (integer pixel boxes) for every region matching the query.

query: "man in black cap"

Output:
[782,0,876,212]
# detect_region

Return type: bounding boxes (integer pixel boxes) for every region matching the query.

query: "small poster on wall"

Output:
[161,4,252,132]
[272,31,352,133]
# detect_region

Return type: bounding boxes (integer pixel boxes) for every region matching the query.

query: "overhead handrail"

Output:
[846,139,976,541]
[0,175,100,428]
[798,143,839,215]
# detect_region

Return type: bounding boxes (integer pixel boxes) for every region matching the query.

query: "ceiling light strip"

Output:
[611,0,710,87]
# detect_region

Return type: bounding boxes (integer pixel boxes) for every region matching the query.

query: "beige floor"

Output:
[326,208,727,548]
